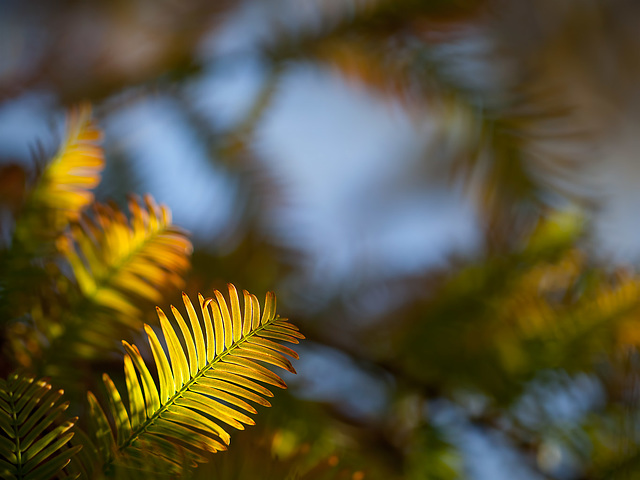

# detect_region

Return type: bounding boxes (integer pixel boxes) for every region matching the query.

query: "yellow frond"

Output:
[7,104,105,314]
[48,194,192,360]
[29,104,104,229]
[88,286,303,472]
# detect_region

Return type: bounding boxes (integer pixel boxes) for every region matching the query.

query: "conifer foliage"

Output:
[0,106,304,478]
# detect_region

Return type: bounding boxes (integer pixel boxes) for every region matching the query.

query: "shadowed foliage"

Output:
[0,373,80,480]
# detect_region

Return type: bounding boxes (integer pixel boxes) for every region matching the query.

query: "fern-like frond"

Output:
[59,194,192,322]
[89,285,303,473]
[49,194,192,359]
[2,105,104,333]
[0,373,80,480]
[20,104,104,236]
[39,104,103,216]
[65,426,182,480]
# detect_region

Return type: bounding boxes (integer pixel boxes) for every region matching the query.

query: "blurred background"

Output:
[3,0,640,478]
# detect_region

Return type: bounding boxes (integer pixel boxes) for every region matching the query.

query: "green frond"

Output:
[88,286,303,473]
[48,194,192,360]
[0,373,80,480]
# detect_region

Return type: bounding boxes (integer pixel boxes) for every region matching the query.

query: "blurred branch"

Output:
[259,1,587,243]
[0,0,237,104]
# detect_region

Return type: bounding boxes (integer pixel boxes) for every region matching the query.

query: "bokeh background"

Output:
[3,0,640,478]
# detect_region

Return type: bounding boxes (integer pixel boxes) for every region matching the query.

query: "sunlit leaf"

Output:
[46,194,192,361]
[15,103,104,241]
[88,286,302,474]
